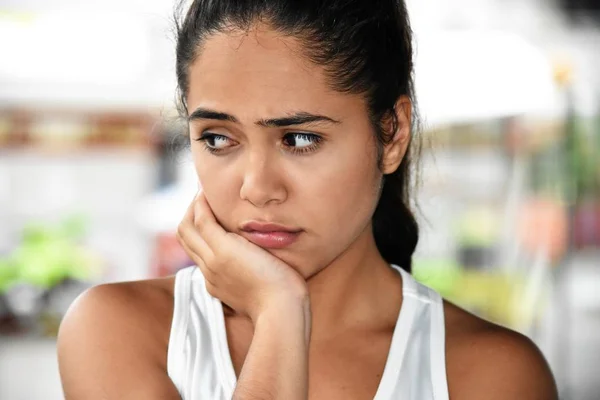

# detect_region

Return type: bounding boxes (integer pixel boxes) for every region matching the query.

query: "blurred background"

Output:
[0,0,599,399]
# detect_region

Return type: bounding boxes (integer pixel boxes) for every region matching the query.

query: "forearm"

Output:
[233,298,311,400]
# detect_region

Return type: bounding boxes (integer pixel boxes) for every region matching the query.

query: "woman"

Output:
[57,0,558,399]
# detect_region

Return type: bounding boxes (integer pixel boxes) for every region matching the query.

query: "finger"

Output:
[195,255,214,284]
[178,220,212,261]
[177,217,212,262]
[177,232,215,282]
[204,280,220,299]
[183,243,219,299]
[178,196,213,259]
[176,229,203,266]
[192,192,229,251]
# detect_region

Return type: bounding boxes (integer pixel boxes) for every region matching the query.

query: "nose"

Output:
[239,150,287,208]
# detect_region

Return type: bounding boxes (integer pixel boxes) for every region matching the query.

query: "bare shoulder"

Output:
[59,276,176,349]
[57,275,180,399]
[443,301,558,400]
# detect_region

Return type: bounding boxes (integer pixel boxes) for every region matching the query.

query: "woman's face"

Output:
[186,26,390,277]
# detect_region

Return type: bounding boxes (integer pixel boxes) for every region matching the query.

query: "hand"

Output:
[177,191,308,323]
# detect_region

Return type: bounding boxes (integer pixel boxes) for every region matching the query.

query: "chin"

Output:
[266,249,319,279]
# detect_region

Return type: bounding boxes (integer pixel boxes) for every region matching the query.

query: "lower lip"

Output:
[242,231,301,249]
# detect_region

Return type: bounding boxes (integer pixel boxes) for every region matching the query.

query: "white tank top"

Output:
[167,264,449,399]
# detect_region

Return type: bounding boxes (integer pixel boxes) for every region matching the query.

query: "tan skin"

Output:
[58,25,558,399]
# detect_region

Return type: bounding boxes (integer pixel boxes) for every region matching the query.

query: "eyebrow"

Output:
[188,107,340,127]
[188,108,238,123]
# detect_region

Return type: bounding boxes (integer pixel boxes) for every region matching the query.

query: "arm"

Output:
[177,192,312,399]
[233,297,311,400]
[57,284,181,400]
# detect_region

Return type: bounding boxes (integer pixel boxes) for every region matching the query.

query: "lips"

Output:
[240,221,302,249]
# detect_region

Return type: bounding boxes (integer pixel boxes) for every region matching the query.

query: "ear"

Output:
[381,96,412,175]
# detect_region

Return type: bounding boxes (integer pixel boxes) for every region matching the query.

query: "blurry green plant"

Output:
[413,258,534,329]
[0,215,102,294]
[454,207,500,247]
[565,116,600,200]
[532,115,600,201]
[412,258,461,299]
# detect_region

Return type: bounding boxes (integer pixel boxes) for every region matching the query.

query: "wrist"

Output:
[252,280,309,319]
[254,296,312,344]
[255,292,310,322]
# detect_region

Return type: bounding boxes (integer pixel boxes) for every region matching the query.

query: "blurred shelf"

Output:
[0,144,157,157]
[0,107,172,154]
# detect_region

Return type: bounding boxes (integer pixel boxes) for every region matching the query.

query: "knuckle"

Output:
[214,249,230,268]
[201,266,213,280]
[209,238,222,256]
[176,223,186,240]
[194,215,206,232]
[176,233,187,251]
[204,253,217,267]
[198,262,213,278]
[193,202,204,224]
[193,211,200,225]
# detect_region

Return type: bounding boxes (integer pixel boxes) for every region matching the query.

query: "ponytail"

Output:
[372,158,419,273]
[371,105,420,273]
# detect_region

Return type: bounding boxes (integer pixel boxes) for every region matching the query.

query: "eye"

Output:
[195,133,234,153]
[282,133,322,154]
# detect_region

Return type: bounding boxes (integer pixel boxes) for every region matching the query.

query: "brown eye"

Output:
[283,133,320,148]
[195,133,233,153]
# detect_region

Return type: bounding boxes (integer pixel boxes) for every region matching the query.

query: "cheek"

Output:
[286,152,379,275]
[305,140,381,239]
[194,155,239,231]
[325,165,378,229]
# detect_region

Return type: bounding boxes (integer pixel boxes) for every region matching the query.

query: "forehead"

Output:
[186,25,359,119]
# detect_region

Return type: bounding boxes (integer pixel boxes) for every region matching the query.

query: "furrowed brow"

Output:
[188,108,239,123]
[257,112,340,128]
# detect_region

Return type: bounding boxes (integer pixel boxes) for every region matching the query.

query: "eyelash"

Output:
[194,132,323,155]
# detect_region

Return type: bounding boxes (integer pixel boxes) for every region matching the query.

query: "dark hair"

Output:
[174,0,420,272]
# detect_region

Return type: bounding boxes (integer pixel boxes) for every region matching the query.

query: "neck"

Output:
[305,224,404,343]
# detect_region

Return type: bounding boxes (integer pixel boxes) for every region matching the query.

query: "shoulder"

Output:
[58,276,176,348]
[57,276,180,399]
[443,301,558,400]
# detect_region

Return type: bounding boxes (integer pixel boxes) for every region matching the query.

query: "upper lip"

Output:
[240,221,302,233]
